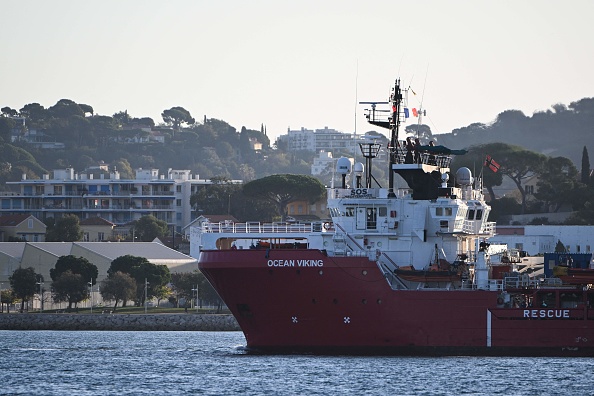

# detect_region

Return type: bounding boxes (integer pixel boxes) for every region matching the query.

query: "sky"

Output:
[2,1,593,143]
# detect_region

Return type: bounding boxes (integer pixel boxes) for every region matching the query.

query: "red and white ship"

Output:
[197,79,594,356]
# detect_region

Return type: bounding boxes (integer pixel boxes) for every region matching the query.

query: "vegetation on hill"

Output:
[1,95,594,224]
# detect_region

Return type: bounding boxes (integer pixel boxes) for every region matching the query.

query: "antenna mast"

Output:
[389,79,403,193]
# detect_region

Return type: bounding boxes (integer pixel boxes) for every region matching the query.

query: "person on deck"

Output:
[405,138,414,164]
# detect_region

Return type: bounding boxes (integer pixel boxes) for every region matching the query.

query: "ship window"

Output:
[379,207,387,217]
[436,207,443,216]
[445,207,452,216]
[476,209,483,220]
[467,209,475,220]
[587,245,591,253]
[440,220,448,228]
[345,207,354,216]
[366,208,377,229]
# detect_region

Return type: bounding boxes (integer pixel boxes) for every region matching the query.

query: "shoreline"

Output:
[0,313,240,331]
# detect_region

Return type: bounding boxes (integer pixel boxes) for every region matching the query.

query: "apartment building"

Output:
[0,167,241,232]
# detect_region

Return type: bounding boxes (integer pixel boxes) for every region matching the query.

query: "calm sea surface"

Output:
[0,330,593,395]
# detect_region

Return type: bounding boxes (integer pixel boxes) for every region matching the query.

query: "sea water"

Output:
[0,330,593,395]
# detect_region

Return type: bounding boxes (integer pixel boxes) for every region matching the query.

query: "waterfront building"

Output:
[0,167,242,233]
[0,241,197,286]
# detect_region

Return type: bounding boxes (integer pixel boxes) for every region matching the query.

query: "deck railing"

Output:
[200,221,321,234]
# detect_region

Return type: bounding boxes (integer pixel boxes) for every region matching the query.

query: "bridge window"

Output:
[467,209,475,220]
[366,208,377,229]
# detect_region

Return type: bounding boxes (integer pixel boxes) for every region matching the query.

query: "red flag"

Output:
[412,108,418,117]
[484,155,500,173]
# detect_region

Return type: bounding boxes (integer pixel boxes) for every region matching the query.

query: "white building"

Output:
[280,127,360,153]
[311,151,335,176]
[491,225,594,258]
[0,167,242,232]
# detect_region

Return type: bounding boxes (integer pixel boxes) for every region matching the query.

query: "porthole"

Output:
[377,299,382,304]
[362,270,368,276]
[362,299,367,304]
[319,270,323,275]
[333,298,338,304]
[377,241,382,247]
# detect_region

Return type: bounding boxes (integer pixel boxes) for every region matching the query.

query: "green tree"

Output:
[496,145,547,214]
[50,255,99,285]
[113,110,132,126]
[19,103,48,126]
[50,255,98,311]
[170,271,222,310]
[565,200,594,225]
[153,285,172,307]
[100,271,137,312]
[161,106,195,132]
[79,104,94,116]
[107,254,143,277]
[107,255,171,306]
[170,271,202,306]
[554,240,567,253]
[9,267,40,312]
[582,146,591,185]
[190,177,242,215]
[131,215,170,242]
[47,99,84,119]
[1,107,18,117]
[0,117,15,142]
[1,289,16,313]
[51,270,89,311]
[243,174,326,220]
[45,214,83,242]
[111,158,134,179]
[534,156,578,212]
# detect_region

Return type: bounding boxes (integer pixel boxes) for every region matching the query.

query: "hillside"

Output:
[430,97,594,165]
[1,96,593,189]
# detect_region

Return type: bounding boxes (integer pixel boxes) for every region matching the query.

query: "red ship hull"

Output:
[199,249,594,356]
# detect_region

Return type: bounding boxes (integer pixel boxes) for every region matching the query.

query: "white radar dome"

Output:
[336,157,352,174]
[456,167,473,186]
[353,162,364,175]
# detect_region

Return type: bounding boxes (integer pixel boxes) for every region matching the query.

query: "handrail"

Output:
[334,222,364,250]
[200,221,316,234]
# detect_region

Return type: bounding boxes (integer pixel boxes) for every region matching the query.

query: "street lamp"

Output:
[36,282,44,313]
[192,284,199,313]
[88,279,93,314]
[144,278,149,314]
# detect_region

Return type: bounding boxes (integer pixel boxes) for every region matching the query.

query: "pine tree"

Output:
[581,146,590,185]
[554,239,566,253]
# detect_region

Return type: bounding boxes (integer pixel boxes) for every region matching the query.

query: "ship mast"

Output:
[388,79,403,195]
[360,79,403,195]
